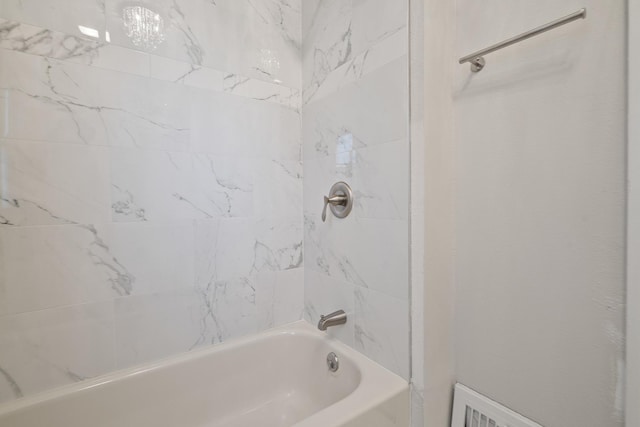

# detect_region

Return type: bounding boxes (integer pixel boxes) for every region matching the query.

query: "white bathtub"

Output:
[0,321,408,427]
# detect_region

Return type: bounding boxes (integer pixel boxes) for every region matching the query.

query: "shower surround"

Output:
[301,1,410,380]
[0,0,303,402]
[0,0,412,405]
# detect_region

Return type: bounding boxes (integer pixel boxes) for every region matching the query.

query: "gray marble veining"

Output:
[0,367,23,400]
[0,19,102,60]
[82,224,135,296]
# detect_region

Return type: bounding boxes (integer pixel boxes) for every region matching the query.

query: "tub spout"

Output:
[317,310,347,331]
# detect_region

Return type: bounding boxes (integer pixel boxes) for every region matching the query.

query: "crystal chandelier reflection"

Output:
[122,6,165,51]
[260,49,281,83]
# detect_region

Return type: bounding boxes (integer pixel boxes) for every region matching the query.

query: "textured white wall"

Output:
[453,1,626,426]
[420,0,457,425]
[627,0,639,424]
[409,0,426,424]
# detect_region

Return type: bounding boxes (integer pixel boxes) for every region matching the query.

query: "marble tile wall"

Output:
[0,0,304,403]
[301,0,411,380]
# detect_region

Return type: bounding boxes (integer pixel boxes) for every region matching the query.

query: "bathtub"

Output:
[0,321,408,427]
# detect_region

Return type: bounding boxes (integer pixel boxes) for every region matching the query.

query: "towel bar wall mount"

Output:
[459,8,587,73]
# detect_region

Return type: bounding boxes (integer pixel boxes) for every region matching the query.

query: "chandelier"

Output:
[122,5,165,51]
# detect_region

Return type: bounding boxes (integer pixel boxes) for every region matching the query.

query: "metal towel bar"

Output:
[459,8,587,72]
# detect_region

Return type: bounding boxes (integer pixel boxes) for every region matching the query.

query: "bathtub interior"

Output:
[0,327,363,427]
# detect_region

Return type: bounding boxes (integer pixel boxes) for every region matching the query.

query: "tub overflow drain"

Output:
[327,352,339,372]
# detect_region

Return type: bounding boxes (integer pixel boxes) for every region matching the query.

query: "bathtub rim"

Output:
[0,320,408,426]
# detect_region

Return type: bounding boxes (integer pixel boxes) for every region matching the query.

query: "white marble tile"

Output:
[250,217,304,273]
[0,221,190,316]
[104,0,301,88]
[0,50,100,145]
[0,225,133,316]
[188,90,258,158]
[193,276,259,347]
[108,222,195,296]
[193,213,303,340]
[196,218,303,284]
[0,302,115,404]
[0,18,102,60]
[255,272,278,329]
[0,0,308,405]
[271,268,305,326]
[253,158,303,219]
[302,0,407,100]
[0,0,107,40]
[350,140,408,220]
[223,73,300,110]
[256,268,305,328]
[303,140,409,220]
[304,213,409,300]
[304,269,355,346]
[0,19,149,77]
[301,0,352,98]
[0,49,189,149]
[350,0,408,53]
[114,290,203,369]
[106,75,190,151]
[189,88,301,160]
[302,1,410,382]
[301,0,321,40]
[151,49,299,111]
[195,218,251,283]
[0,18,301,111]
[150,55,224,91]
[302,57,409,160]
[304,27,408,105]
[0,140,110,226]
[193,219,221,288]
[354,287,409,379]
[110,149,254,222]
[70,44,149,76]
[246,0,302,61]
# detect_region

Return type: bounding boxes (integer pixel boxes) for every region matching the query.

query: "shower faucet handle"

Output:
[322,195,348,222]
[321,182,354,223]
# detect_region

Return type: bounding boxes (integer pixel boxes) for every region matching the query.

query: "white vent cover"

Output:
[451,384,543,427]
